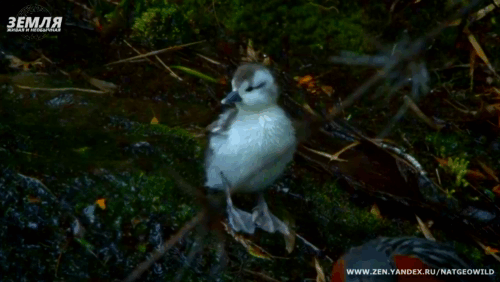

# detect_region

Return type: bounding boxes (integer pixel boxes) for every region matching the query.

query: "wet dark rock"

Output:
[45,93,75,108]
[126,141,155,156]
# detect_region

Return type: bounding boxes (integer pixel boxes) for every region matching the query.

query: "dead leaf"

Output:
[245,39,259,62]
[485,246,500,255]
[298,75,314,86]
[6,55,25,69]
[478,161,499,182]
[493,87,500,96]
[222,222,274,259]
[28,196,41,203]
[86,76,117,93]
[96,198,107,210]
[6,55,44,70]
[263,56,272,66]
[475,239,500,263]
[247,244,273,260]
[492,185,500,196]
[435,157,448,166]
[284,219,296,254]
[314,257,326,282]
[470,49,476,80]
[448,2,499,26]
[218,76,227,85]
[466,169,487,180]
[467,30,496,74]
[416,214,436,241]
[321,85,334,96]
[131,216,143,227]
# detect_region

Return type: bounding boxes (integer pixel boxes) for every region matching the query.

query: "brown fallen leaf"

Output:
[321,85,334,96]
[466,169,487,180]
[485,246,500,255]
[478,161,499,182]
[467,29,497,74]
[492,184,500,197]
[263,56,272,66]
[416,214,436,241]
[85,75,118,93]
[218,76,227,85]
[298,75,314,86]
[131,216,143,227]
[314,257,326,282]
[28,195,41,203]
[475,239,500,263]
[435,157,448,166]
[247,244,273,260]
[96,198,107,210]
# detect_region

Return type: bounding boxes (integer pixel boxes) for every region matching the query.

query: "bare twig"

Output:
[296,234,334,263]
[306,0,339,13]
[105,40,206,66]
[242,269,281,282]
[15,85,106,94]
[196,53,222,65]
[473,238,500,263]
[327,0,483,120]
[124,40,155,65]
[122,212,205,282]
[404,95,444,130]
[122,39,183,81]
[444,99,478,115]
[155,55,183,81]
[448,0,500,26]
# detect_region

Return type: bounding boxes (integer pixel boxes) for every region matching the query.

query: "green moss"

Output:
[221,1,369,56]
[425,132,470,159]
[291,173,418,254]
[454,241,489,268]
[443,157,470,189]
[130,0,194,46]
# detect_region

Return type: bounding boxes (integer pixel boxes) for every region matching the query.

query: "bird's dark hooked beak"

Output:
[221,91,242,105]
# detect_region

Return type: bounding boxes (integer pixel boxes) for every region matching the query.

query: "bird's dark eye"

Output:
[246,82,266,92]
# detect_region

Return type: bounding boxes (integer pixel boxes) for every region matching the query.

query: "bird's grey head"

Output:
[222,64,279,111]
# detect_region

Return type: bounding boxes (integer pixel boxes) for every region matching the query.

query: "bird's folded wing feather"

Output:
[205,108,238,170]
[206,107,238,135]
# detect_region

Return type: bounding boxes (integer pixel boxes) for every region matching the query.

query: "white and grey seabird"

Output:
[205,63,297,235]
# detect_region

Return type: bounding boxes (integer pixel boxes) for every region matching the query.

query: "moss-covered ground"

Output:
[1,0,499,281]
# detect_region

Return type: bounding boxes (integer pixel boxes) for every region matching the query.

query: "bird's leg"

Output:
[218,171,256,234]
[224,185,256,234]
[252,193,290,235]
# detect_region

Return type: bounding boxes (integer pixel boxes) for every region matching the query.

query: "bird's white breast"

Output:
[206,106,296,192]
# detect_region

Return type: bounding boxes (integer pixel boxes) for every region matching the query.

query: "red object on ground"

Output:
[331,237,490,282]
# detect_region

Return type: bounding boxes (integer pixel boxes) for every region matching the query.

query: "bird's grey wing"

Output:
[206,107,238,135]
[204,108,238,171]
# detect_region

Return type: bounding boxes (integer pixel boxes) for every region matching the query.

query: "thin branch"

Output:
[105,40,206,66]
[327,0,483,120]
[15,85,106,94]
[242,269,281,282]
[404,95,444,130]
[122,211,205,282]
